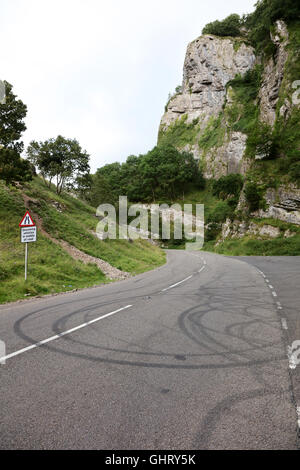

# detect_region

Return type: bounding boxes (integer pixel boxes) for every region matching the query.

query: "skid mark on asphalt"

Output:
[0,305,132,363]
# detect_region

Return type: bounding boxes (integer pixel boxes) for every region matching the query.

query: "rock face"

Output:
[159,35,255,178]
[203,131,249,179]
[158,22,299,239]
[255,186,300,225]
[259,20,290,126]
[161,36,255,130]
[218,219,295,244]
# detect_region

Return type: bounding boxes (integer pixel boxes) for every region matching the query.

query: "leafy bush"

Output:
[205,222,222,242]
[246,123,280,159]
[158,114,200,148]
[244,0,300,52]
[289,162,300,183]
[93,144,203,203]
[227,66,263,101]
[202,14,241,37]
[212,174,244,199]
[244,182,263,211]
[207,201,234,224]
[226,66,262,136]
[198,114,225,151]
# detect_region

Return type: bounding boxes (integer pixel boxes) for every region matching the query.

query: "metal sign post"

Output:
[25,242,28,281]
[19,212,37,281]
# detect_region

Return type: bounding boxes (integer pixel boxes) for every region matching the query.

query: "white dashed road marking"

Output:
[0,305,133,363]
[297,407,300,429]
[161,260,206,292]
[161,275,193,292]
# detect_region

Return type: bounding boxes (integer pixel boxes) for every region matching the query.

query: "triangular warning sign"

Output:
[19,211,35,227]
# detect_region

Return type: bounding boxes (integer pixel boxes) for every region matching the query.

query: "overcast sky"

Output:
[0,0,256,172]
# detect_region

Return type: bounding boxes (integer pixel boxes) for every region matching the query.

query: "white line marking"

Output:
[265,279,270,283]
[161,275,193,292]
[198,266,205,273]
[281,318,288,330]
[0,305,133,363]
[272,291,278,297]
[297,406,300,429]
[288,346,296,369]
[269,285,274,289]
[276,301,283,310]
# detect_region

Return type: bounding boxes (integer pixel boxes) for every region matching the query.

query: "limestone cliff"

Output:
[158,20,300,228]
[159,35,255,177]
[161,36,255,130]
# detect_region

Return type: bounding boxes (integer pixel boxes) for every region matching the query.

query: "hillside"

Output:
[0,177,165,304]
[157,11,300,254]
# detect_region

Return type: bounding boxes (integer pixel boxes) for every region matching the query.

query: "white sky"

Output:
[0,0,256,172]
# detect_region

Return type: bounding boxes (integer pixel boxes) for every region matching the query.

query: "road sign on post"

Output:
[19,211,36,280]
[21,226,37,243]
[19,211,35,227]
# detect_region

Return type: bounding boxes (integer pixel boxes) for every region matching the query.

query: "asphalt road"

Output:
[0,250,299,450]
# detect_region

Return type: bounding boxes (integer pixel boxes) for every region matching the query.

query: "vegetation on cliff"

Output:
[155,0,300,254]
[202,0,300,53]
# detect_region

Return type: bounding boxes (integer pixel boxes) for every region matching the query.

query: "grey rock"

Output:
[255,186,300,225]
[259,20,289,126]
[218,219,281,244]
[160,35,255,133]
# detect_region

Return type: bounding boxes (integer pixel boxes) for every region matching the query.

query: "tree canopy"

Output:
[27,136,90,194]
[88,144,203,206]
[202,14,241,37]
[0,81,33,185]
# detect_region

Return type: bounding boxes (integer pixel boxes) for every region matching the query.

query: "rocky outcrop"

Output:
[255,186,300,225]
[203,131,249,179]
[259,20,290,126]
[161,36,255,131]
[159,35,255,178]
[218,218,296,244]
[158,21,298,231]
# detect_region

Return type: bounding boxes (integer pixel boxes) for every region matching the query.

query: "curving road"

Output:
[0,250,299,449]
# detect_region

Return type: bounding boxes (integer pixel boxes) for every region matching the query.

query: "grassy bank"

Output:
[0,178,166,304]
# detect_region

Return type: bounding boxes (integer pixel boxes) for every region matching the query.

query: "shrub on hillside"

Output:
[246,123,279,160]
[244,182,263,211]
[212,174,244,200]
[202,14,241,37]
[207,201,234,224]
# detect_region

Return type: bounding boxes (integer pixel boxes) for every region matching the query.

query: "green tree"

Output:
[202,14,241,37]
[93,145,202,203]
[139,145,199,201]
[244,182,262,211]
[85,173,117,207]
[120,155,145,201]
[212,174,244,198]
[0,81,33,185]
[244,0,300,52]
[27,136,90,194]
[95,162,122,199]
